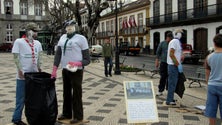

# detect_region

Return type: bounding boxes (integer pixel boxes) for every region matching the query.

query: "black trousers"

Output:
[104,57,113,75]
[158,62,168,92]
[62,69,83,120]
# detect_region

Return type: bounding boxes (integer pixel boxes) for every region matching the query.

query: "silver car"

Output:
[89,44,103,56]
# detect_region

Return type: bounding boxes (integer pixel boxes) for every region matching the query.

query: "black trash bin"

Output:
[24,72,58,125]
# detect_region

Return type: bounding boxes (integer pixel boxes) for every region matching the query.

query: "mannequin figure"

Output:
[51,20,90,124]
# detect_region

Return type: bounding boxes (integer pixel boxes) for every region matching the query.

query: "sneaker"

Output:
[166,101,176,105]
[13,121,27,125]
[57,114,72,120]
[70,119,82,124]
[156,92,163,96]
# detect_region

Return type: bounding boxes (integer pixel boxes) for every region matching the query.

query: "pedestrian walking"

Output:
[102,38,113,77]
[11,22,42,125]
[166,29,184,105]
[155,32,173,96]
[51,20,90,124]
[205,34,222,125]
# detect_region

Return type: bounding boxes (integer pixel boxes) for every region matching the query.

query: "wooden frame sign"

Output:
[123,81,159,124]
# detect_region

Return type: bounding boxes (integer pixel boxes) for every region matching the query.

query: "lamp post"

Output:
[108,0,124,75]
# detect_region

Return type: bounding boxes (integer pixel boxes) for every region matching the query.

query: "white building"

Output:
[148,0,222,55]
[0,0,48,47]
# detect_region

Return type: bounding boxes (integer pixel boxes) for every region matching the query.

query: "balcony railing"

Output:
[119,25,147,35]
[5,14,12,19]
[96,31,114,38]
[96,25,148,38]
[146,3,222,27]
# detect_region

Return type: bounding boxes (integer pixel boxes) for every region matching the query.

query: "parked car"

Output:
[182,44,203,64]
[0,43,13,52]
[119,42,140,56]
[89,44,103,56]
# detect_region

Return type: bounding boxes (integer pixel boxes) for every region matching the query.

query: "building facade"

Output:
[0,0,48,49]
[147,0,222,55]
[95,0,150,54]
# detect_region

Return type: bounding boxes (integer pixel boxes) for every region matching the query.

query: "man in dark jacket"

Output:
[155,32,173,96]
[102,38,113,77]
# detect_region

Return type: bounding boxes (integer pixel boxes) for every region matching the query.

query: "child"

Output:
[205,34,222,125]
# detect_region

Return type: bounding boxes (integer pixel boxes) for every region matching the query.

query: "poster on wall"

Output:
[123,81,159,124]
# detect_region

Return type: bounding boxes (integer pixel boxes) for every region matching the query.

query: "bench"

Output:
[186,67,206,88]
[135,63,159,78]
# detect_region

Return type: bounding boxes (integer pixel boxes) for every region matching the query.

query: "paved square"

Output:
[0,53,213,125]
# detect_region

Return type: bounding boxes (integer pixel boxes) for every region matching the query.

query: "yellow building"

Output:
[96,0,150,54]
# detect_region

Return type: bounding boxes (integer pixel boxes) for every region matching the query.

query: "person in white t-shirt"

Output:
[166,29,184,105]
[51,20,90,124]
[11,23,43,125]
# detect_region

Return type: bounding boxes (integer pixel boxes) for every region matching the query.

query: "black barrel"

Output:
[24,72,58,125]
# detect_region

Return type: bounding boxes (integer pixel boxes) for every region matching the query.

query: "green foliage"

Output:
[114,65,141,72]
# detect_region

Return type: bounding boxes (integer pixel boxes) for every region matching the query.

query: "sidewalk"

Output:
[0,53,214,125]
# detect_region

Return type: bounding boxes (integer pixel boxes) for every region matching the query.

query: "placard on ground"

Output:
[123,81,159,124]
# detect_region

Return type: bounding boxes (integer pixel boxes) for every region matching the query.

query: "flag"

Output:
[122,20,125,29]
[125,19,129,28]
[128,17,132,27]
[132,17,137,27]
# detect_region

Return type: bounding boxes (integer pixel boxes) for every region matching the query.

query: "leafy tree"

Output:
[40,0,109,44]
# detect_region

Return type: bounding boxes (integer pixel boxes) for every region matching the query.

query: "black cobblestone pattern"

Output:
[87,96,99,100]
[0,100,13,103]
[158,113,168,118]
[105,83,117,88]
[152,122,169,125]
[114,94,124,97]
[94,92,105,95]
[157,106,169,111]
[83,102,92,105]
[109,98,121,101]
[0,94,7,97]
[4,108,14,112]
[118,118,127,123]
[183,115,200,121]
[87,116,105,121]
[96,109,112,113]
[103,103,117,107]
[88,82,100,87]
[100,89,110,92]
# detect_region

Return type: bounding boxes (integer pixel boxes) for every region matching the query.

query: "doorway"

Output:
[153,32,160,55]
[194,28,208,57]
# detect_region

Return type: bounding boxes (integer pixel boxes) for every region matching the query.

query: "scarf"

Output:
[63,32,76,55]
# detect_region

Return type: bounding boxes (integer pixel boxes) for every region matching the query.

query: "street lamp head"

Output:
[107,0,125,9]
[101,2,109,9]
[118,0,125,8]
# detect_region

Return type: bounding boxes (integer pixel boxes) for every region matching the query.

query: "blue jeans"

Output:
[205,85,222,118]
[12,79,25,122]
[104,57,113,75]
[166,65,178,103]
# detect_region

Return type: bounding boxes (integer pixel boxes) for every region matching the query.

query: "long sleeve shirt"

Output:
[102,43,113,58]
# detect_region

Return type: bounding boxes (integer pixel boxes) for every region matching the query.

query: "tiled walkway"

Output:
[0,53,217,125]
